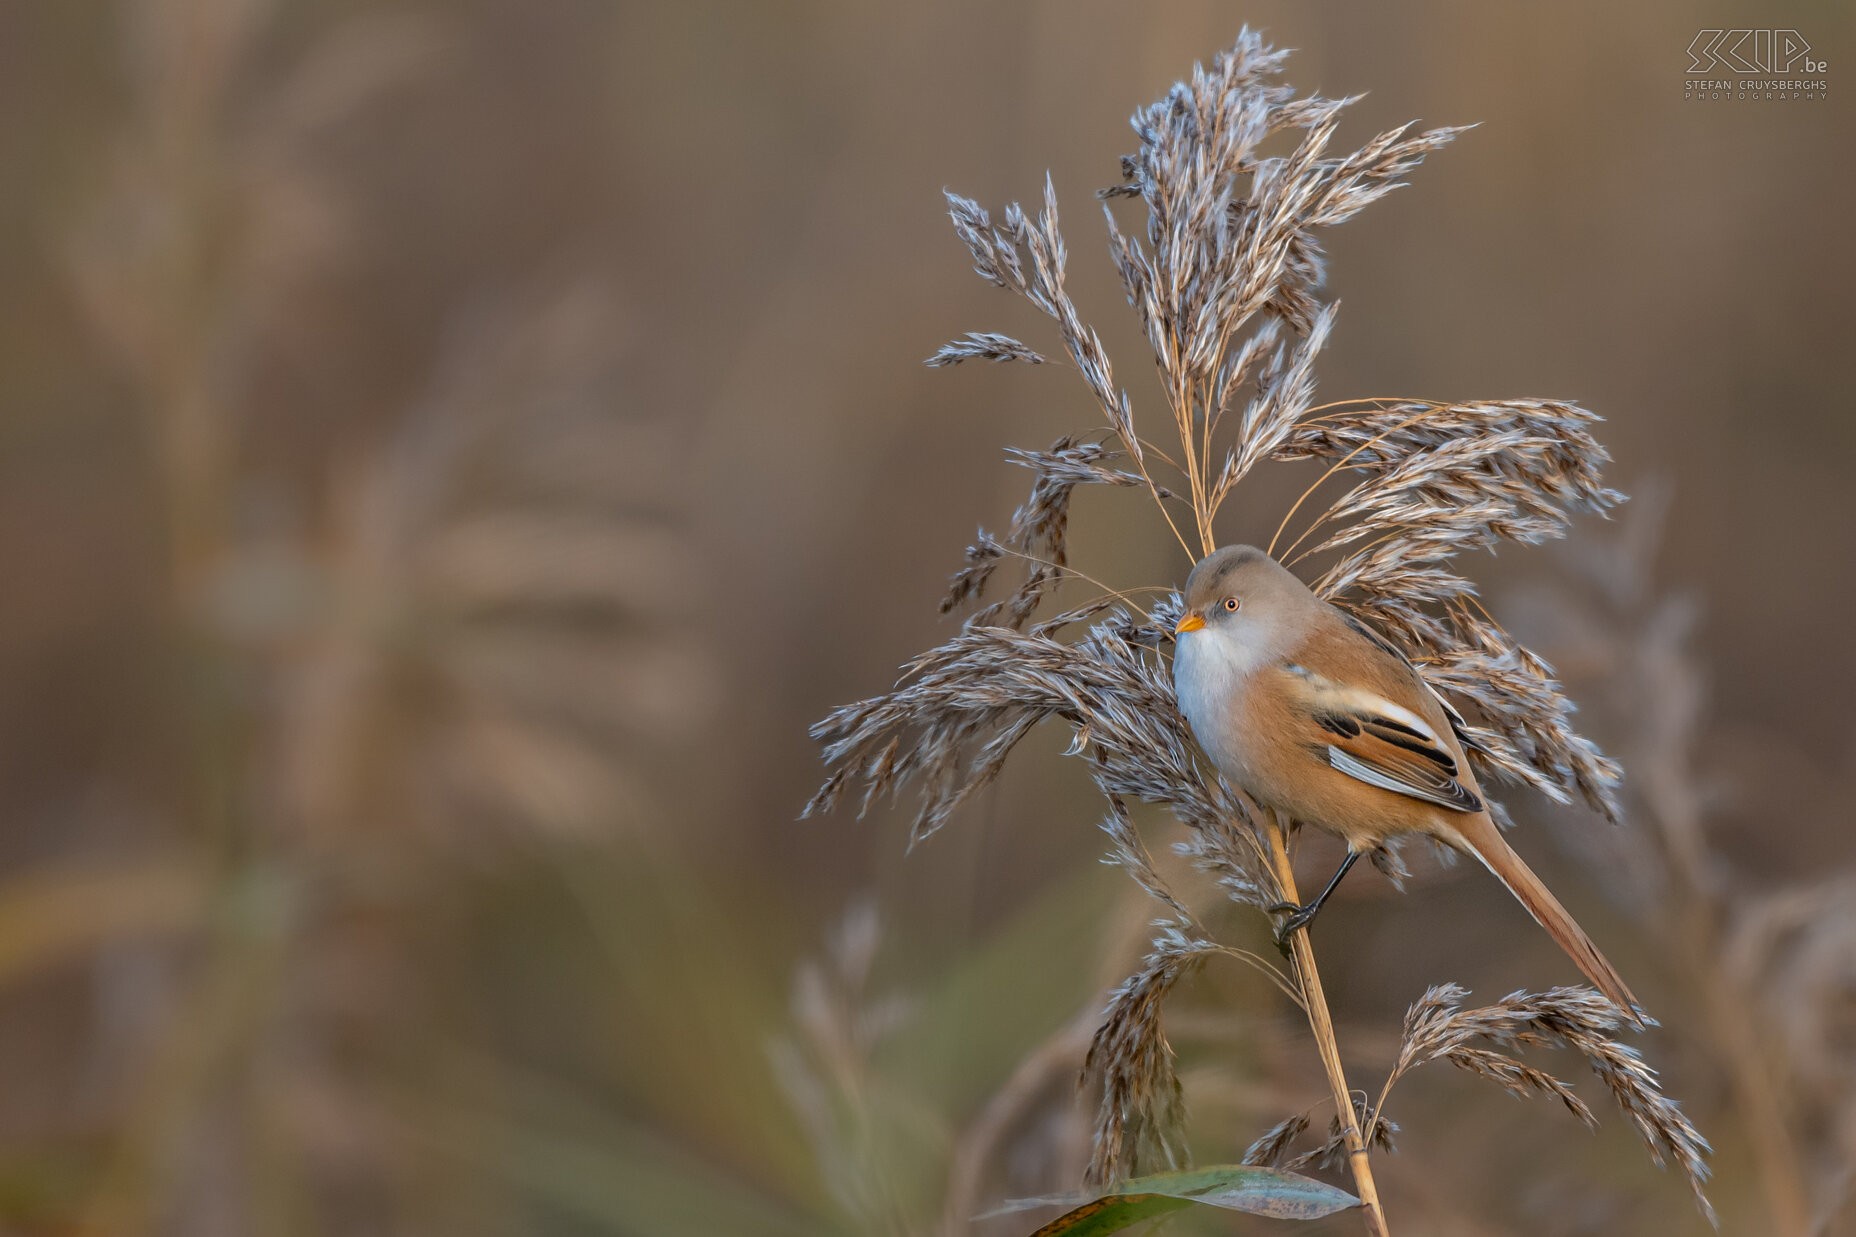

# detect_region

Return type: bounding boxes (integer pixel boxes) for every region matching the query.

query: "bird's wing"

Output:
[1339,609,1479,748]
[1292,675,1485,814]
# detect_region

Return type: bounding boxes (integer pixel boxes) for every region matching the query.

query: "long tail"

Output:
[1450,816,1644,1026]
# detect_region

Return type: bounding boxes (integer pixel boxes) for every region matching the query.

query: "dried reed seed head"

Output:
[1032,595,1132,639]
[1282,398,1627,822]
[1386,985,1715,1224]
[938,437,1145,629]
[935,38,1623,833]
[1413,622,1623,823]
[1099,793,1195,924]
[1239,1112,1310,1169]
[1171,799,1270,908]
[1276,400,1620,502]
[1081,920,1227,1185]
[1106,39,1465,402]
[939,530,1004,614]
[924,331,1046,367]
[1240,1096,1398,1173]
[805,616,1272,903]
[1293,1099,1399,1173]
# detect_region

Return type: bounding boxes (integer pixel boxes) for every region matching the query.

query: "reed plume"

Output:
[1377,983,1713,1223]
[809,29,1707,1233]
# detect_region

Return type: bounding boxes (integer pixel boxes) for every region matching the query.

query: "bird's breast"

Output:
[1173,631,1260,778]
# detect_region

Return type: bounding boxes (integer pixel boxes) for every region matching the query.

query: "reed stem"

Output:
[1264,813,1387,1237]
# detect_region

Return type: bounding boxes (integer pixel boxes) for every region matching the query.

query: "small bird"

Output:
[1172,545,1641,1023]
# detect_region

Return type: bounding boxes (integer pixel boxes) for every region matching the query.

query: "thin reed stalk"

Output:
[1265,814,1386,1235]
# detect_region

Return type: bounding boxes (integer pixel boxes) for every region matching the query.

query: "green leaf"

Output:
[994,1164,1361,1234]
[1025,1193,1192,1236]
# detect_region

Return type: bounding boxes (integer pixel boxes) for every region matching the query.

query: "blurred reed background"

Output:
[0,1,1850,1234]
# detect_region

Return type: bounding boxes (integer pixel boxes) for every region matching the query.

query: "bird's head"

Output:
[1173,545,1310,644]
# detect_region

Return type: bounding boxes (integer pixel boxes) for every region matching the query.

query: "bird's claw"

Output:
[1266,900,1319,950]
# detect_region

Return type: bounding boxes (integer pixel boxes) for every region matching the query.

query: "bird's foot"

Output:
[1265,900,1321,949]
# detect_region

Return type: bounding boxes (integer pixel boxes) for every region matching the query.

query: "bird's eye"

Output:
[1223,597,1241,611]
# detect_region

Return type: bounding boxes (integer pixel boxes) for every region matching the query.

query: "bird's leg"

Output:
[1267,851,1360,946]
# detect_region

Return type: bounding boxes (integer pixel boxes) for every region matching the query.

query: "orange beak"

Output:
[1174,612,1205,634]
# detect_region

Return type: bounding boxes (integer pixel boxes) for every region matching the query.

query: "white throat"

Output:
[1172,623,1275,767]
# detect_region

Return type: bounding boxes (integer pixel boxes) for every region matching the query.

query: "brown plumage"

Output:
[1173,545,1642,1024]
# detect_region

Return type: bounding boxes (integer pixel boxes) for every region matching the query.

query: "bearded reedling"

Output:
[1173,546,1642,1024]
